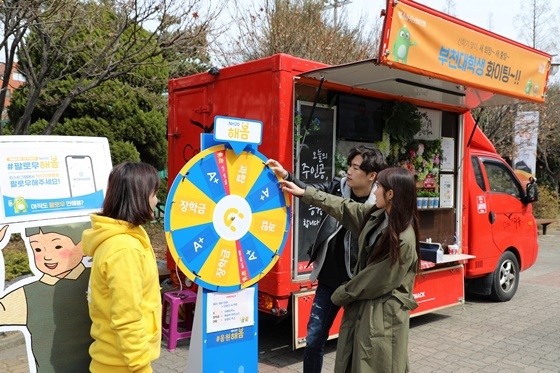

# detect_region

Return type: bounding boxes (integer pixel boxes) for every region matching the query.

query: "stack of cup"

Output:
[448,244,459,255]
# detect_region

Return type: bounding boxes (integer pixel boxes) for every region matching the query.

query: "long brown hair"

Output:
[366,167,420,267]
[101,162,160,226]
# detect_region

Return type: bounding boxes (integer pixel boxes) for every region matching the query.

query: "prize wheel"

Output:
[164,144,291,292]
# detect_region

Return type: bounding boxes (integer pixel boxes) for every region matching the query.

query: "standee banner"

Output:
[1,136,113,373]
[380,0,552,102]
[513,111,539,184]
[0,136,112,224]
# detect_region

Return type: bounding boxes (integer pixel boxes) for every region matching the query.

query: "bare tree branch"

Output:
[9,0,225,135]
[0,0,69,134]
[213,0,381,66]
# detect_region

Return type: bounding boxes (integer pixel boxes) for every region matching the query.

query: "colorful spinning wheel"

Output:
[164,145,290,292]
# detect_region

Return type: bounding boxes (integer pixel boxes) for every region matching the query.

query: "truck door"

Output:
[469,155,529,263]
[482,158,529,248]
[168,86,213,176]
[167,85,213,276]
[469,155,499,270]
[469,154,538,300]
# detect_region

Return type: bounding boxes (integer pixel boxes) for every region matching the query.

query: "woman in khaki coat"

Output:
[280,167,420,373]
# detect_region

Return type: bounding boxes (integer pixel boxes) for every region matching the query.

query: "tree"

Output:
[534,83,560,191]
[471,105,519,160]
[8,69,169,169]
[164,24,214,79]
[443,0,456,17]
[0,0,69,135]
[514,0,559,53]
[7,79,168,169]
[512,0,560,193]
[7,0,224,136]
[216,0,381,66]
[6,1,216,169]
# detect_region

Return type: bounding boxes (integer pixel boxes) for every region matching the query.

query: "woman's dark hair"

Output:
[347,145,388,174]
[366,167,420,268]
[101,162,160,226]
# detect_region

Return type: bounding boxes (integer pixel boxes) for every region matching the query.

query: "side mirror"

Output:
[525,177,539,203]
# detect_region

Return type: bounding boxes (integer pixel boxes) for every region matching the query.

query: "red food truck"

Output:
[166,0,552,349]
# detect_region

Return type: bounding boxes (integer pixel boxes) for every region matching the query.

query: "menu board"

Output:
[441,137,455,172]
[294,102,335,275]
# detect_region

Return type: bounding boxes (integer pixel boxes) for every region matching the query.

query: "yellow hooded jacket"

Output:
[83,214,161,373]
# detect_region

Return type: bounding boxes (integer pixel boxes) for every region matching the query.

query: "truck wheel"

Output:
[490,251,519,302]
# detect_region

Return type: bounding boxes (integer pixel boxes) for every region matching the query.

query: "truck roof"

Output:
[298,57,546,111]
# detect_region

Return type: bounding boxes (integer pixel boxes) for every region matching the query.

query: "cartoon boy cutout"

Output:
[0,222,92,372]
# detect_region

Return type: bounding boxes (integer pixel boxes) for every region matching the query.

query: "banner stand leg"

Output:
[186,285,259,372]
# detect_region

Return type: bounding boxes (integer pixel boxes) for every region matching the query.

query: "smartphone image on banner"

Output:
[66,155,96,197]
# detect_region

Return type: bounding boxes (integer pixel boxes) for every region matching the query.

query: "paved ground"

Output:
[1,231,560,372]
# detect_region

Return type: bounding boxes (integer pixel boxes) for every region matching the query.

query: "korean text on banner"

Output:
[380,0,552,102]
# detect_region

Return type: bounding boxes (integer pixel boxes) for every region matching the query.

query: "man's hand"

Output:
[266,159,288,179]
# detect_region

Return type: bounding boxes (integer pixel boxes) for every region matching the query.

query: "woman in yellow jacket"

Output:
[280,167,420,372]
[83,162,161,373]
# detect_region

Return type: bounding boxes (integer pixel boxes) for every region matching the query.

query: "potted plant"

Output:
[417,190,429,209]
[425,191,434,209]
[384,102,425,144]
[416,190,423,209]
[431,192,440,208]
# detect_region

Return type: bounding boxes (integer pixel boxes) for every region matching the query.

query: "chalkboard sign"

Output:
[294,101,335,276]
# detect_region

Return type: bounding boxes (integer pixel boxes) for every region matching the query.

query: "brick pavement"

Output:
[2,232,560,372]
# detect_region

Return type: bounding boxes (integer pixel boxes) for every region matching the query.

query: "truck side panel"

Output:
[167,55,328,314]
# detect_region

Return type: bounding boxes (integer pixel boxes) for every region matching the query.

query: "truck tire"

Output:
[490,251,519,301]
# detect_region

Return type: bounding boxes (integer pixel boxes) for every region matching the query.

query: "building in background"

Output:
[0,63,25,127]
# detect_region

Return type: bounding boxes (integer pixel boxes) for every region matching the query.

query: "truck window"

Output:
[483,160,521,198]
[471,156,486,190]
